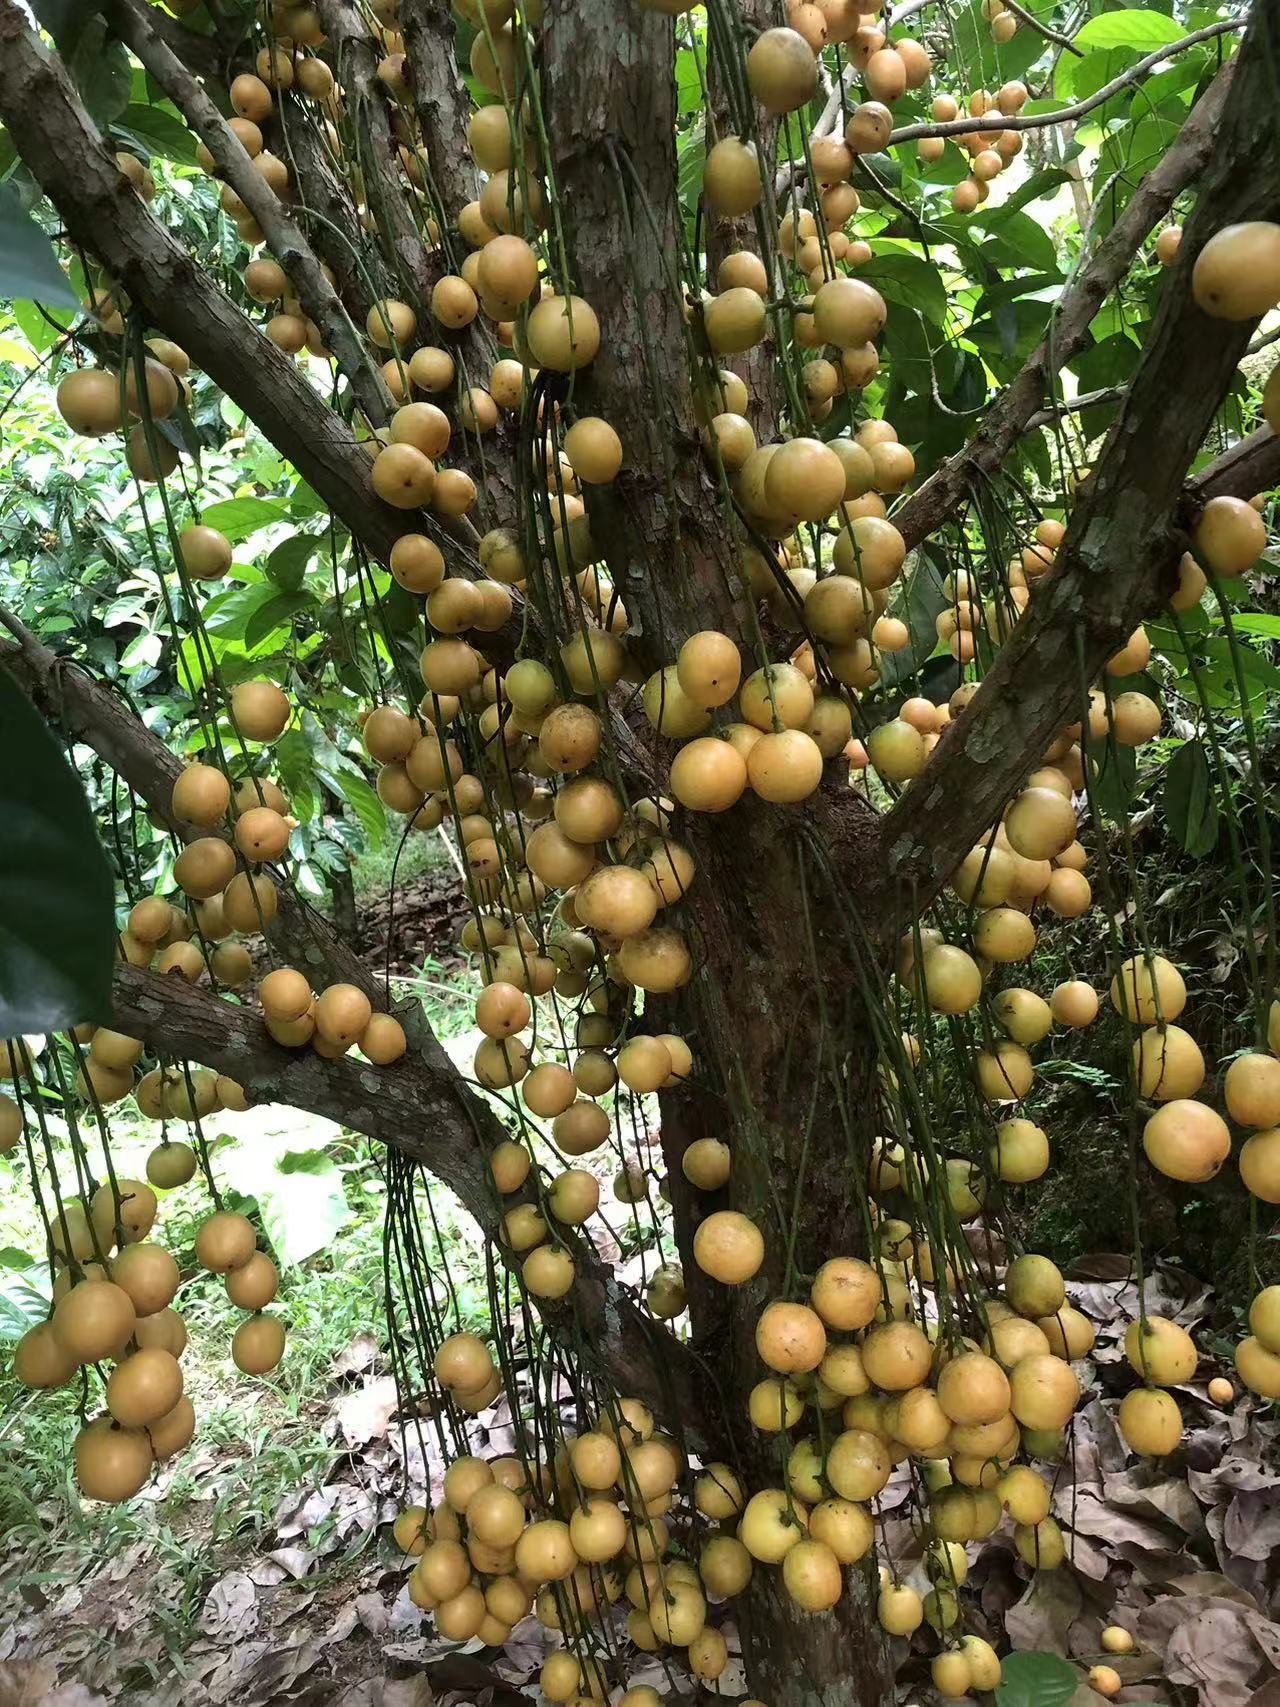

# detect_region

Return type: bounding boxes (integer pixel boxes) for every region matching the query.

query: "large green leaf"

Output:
[199,496,289,542]
[273,729,320,826]
[1084,736,1137,821]
[860,252,947,325]
[265,533,322,591]
[0,188,78,309]
[28,0,96,50]
[116,102,199,166]
[0,670,116,1034]
[1164,739,1219,858]
[244,588,315,651]
[1074,10,1183,53]
[996,1652,1077,1707]
[67,22,131,125]
[336,769,386,852]
[974,208,1060,273]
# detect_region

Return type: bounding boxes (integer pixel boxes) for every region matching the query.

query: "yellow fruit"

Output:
[232,1312,286,1374]
[738,1488,807,1562]
[1191,222,1280,320]
[1144,1100,1231,1183]
[1109,953,1186,1023]
[1236,1334,1280,1399]
[1118,1386,1182,1455]
[1124,1316,1197,1386]
[74,1416,153,1501]
[106,1347,183,1427]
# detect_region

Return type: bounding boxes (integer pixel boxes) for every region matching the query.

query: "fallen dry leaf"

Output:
[199,1571,259,1641]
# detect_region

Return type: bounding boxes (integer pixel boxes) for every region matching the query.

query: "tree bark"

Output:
[108,0,393,428]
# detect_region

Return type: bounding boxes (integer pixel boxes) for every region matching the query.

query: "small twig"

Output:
[1002,0,1084,56]
[1025,385,1125,431]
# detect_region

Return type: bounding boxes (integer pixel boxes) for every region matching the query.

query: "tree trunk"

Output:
[740,1571,891,1707]
[326,857,359,942]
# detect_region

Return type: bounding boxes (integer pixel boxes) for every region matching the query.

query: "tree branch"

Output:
[398,0,477,246]
[1188,425,1280,505]
[892,55,1237,554]
[876,0,1280,916]
[0,0,421,567]
[1000,0,1084,56]
[108,0,392,428]
[1025,384,1124,431]
[274,95,395,329]
[0,609,699,1434]
[542,0,742,658]
[110,960,699,1434]
[315,0,434,303]
[888,19,1243,144]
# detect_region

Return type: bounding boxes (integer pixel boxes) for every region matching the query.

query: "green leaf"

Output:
[336,769,386,852]
[974,209,1060,273]
[216,1132,353,1267]
[115,102,199,166]
[1223,613,1280,640]
[0,670,116,1034]
[996,1652,1078,1707]
[1084,736,1137,821]
[677,125,705,217]
[0,1246,36,1269]
[265,533,322,592]
[68,24,131,125]
[28,0,96,50]
[274,730,320,826]
[244,588,314,651]
[861,251,947,324]
[1073,10,1183,53]
[1057,44,1136,103]
[199,496,289,542]
[1164,739,1219,858]
[0,1265,51,1343]
[989,168,1070,220]
[0,188,78,309]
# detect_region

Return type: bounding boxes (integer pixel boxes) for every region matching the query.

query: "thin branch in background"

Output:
[888,18,1246,145]
[1001,0,1084,56]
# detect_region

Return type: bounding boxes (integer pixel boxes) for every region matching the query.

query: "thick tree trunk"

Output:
[740,1571,891,1707]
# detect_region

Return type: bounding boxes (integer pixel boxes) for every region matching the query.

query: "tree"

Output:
[1,0,1280,1700]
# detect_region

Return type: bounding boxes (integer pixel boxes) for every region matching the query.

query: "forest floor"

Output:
[2,850,1279,1706]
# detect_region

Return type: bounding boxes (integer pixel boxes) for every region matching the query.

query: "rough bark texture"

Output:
[314,0,434,304]
[543,0,744,658]
[892,56,1237,553]
[541,7,894,1698]
[276,95,395,328]
[1188,425,1280,504]
[399,0,477,246]
[878,1,1280,914]
[110,960,695,1428]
